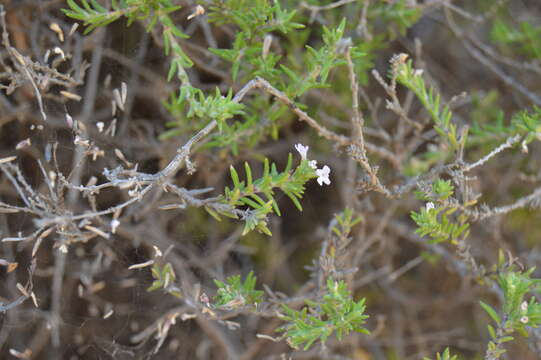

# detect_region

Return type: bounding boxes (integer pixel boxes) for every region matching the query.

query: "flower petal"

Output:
[316,165,331,186]
[294,143,309,160]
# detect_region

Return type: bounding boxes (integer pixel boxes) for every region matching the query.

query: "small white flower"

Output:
[521,301,528,312]
[295,143,309,160]
[413,69,424,77]
[520,316,529,324]
[426,202,435,211]
[153,245,163,258]
[96,121,104,132]
[308,160,317,169]
[316,165,331,186]
[110,219,120,234]
[58,244,68,253]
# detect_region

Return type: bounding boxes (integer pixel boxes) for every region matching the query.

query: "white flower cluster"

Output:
[520,300,529,324]
[295,144,331,186]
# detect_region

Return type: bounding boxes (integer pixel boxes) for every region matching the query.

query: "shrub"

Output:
[1,0,541,359]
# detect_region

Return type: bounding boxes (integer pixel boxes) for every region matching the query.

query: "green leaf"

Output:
[487,324,496,339]
[245,162,253,187]
[480,300,501,325]
[230,165,241,187]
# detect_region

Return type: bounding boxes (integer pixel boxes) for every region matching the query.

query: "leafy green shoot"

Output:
[213,271,264,309]
[278,278,369,350]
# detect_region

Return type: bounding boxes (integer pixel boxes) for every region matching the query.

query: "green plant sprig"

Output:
[415,179,455,202]
[481,265,541,360]
[280,19,366,101]
[213,271,264,310]
[278,278,370,350]
[470,106,541,147]
[208,153,319,236]
[63,0,243,140]
[368,0,422,39]
[424,348,459,360]
[411,203,470,245]
[331,207,362,239]
[393,56,462,150]
[204,16,366,154]
[63,0,182,34]
[491,19,541,61]
[207,0,304,82]
[147,261,182,298]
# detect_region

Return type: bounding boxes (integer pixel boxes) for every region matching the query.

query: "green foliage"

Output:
[403,150,446,177]
[62,0,183,34]
[278,278,369,350]
[496,268,541,329]
[369,0,421,38]
[59,1,541,357]
[147,262,181,297]
[162,87,245,138]
[197,2,369,153]
[62,0,420,159]
[491,19,541,60]
[283,19,346,94]
[207,0,303,38]
[203,100,286,155]
[210,153,318,236]
[411,204,470,244]
[469,110,508,144]
[481,266,541,359]
[213,271,264,309]
[423,348,459,360]
[63,0,192,84]
[470,106,541,146]
[412,183,468,245]
[432,180,454,200]
[332,0,421,84]
[394,56,461,150]
[63,0,252,143]
[207,0,304,83]
[207,1,358,93]
[324,208,362,263]
[415,179,455,201]
[470,90,500,121]
[512,106,541,145]
[331,207,362,238]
